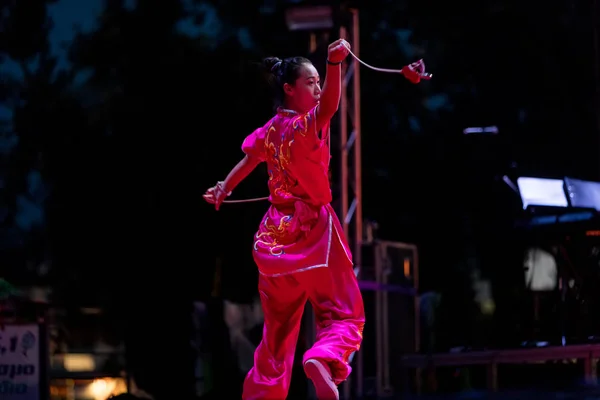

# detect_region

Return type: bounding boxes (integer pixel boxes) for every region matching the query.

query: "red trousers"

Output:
[242,241,365,399]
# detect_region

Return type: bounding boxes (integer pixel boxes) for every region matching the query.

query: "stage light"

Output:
[88,378,116,400]
[63,354,96,372]
[463,125,499,135]
[285,5,333,31]
[516,177,568,210]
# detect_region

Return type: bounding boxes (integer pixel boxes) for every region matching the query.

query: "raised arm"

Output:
[315,39,350,132]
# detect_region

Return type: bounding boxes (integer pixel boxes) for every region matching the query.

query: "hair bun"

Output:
[263,56,282,74]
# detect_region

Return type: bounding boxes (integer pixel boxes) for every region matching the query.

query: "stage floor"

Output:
[397,388,600,399]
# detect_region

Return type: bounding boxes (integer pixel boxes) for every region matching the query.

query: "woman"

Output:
[204,38,365,400]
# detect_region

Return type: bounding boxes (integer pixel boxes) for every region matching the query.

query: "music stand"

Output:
[516,177,571,346]
[565,177,600,211]
[516,177,569,210]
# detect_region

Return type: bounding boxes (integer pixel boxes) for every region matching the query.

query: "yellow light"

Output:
[63,354,96,372]
[88,378,117,400]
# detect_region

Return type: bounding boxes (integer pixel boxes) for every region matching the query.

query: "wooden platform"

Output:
[400,344,600,393]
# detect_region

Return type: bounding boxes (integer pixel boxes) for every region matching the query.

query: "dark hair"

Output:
[263,56,312,109]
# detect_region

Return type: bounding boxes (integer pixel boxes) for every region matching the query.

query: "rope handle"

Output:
[347,49,432,82]
[203,183,267,204]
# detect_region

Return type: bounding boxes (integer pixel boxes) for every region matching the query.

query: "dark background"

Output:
[1,0,599,398]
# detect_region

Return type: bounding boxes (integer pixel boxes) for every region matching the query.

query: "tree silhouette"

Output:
[0,0,91,287]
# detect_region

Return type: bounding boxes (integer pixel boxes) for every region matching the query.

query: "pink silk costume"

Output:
[240,106,365,400]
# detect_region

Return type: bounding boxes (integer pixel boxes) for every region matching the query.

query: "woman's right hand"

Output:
[327,38,350,64]
[203,182,229,211]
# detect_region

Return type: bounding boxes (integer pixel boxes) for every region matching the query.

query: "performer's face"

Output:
[284,63,321,114]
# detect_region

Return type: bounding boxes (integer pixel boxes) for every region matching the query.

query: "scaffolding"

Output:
[339,9,363,287]
[339,10,363,398]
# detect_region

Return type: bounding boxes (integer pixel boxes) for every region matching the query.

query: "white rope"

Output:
[223,196,269,204]
[347,49,404,74]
